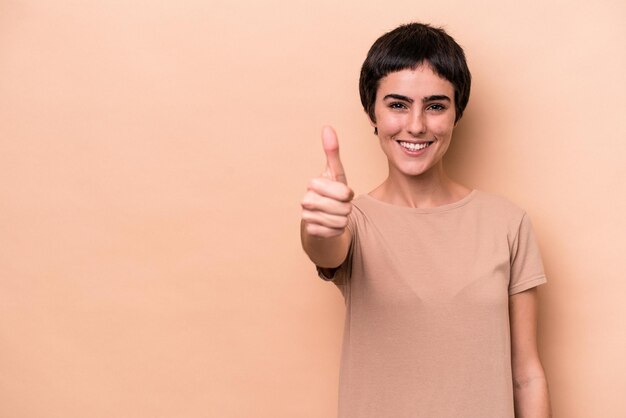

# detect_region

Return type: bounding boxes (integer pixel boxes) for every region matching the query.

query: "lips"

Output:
[397,140,434,151]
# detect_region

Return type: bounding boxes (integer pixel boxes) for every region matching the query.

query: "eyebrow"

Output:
[383,94,451,103]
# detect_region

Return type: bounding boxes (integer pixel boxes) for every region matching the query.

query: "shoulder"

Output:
[471,190,527,220]
[345,195,374,232]
[468,190,535,242]
[349,194,385,220]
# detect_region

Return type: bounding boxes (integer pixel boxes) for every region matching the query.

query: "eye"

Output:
[426,103,446,111]
[389,102,408,110]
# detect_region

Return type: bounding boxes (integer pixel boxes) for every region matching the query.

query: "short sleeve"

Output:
[509,213,547,295]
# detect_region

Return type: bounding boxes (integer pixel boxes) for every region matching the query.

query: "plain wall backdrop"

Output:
[1,0,625,417]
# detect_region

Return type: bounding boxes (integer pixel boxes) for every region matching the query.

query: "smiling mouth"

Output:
[397,140,434,151]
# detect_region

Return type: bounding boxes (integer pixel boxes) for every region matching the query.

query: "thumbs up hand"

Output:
[321,125,348,185]
[301,126,354,238]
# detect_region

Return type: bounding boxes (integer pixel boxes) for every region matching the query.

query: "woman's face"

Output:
[372,65,457,179]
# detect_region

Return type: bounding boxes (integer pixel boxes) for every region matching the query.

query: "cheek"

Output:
[432,119,455,137]
[376,113,402,133]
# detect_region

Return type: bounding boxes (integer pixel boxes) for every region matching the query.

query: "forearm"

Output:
[513,373,551,418]
[300,220,351,268]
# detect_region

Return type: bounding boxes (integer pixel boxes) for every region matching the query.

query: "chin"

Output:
[396,164,434,178]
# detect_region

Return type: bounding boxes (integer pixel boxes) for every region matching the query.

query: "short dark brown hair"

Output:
[359,23,471,124]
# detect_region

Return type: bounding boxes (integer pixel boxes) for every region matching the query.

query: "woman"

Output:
[300,23,551,417]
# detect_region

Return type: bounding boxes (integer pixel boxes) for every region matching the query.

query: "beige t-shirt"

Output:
[317,190,547,418]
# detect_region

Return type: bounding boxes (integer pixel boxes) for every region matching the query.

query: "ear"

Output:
[366,110,377,133]
[368,118,377,135]
[453,111,460,128]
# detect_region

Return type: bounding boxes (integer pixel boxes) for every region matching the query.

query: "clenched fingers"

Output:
[301,209,350,229]
[302,222,346,239]
[301,190,352,215]
[307,177,354,202]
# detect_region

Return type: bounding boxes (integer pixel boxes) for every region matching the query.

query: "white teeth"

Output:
[398,141,431,151]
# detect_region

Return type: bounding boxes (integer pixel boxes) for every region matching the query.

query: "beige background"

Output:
[1,1,625,417]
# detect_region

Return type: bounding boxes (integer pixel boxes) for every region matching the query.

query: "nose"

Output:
[407,109,426,136]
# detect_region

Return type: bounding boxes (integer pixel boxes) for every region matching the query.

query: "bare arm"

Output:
[510,287,552,417]
[300,221,352,268]
[300,126,354,268]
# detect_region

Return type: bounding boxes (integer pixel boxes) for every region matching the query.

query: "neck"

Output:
[370,163,471,209]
